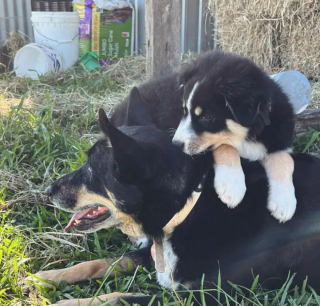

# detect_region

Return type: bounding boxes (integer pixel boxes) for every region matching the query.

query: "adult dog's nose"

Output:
[172,140,184,150]
[44,185,53,197]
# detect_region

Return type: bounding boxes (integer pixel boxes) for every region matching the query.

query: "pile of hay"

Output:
[6,31,27,60]
[209,0,320,78]
[0,32,27,73]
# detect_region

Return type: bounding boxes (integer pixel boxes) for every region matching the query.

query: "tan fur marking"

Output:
[76,188,144,238]
[77,188,116,210]
[226,119,249,139]
[30,256,137,288]
[183,101,186,108]
[194,106,202,116]
[54,293,135,306]
[213,145,241,168]
[199,120,248,149]
[261,151,294,182]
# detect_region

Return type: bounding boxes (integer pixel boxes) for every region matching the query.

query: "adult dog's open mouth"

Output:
[64,206,111,232]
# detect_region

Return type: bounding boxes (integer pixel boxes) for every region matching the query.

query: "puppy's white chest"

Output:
[156,239,179,289]
[237,141,267,161]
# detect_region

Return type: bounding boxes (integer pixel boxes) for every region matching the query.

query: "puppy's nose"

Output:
[44,185,53,197]
[172,140,184,150]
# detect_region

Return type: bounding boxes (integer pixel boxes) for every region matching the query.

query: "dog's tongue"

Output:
[64,207,109,232]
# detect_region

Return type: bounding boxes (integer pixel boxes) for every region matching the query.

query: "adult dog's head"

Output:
[44,89,196,238]
[44,108,145,237]
[173,51,272,155]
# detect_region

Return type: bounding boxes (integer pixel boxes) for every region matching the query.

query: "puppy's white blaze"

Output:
[156,239,179,289]
[173,82,200,146]
[173,115,196,144]
[186,81,199,110]
[237,141,268,161]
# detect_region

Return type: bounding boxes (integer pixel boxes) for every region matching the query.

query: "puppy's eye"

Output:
[200,113,213,121]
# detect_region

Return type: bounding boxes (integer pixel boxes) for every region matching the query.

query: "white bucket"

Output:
[14,43,62,80]
[31,12,80,71]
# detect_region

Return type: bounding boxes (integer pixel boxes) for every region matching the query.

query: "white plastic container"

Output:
[270,70,311,114]
[14,43,62,80]
[31,12,80,71]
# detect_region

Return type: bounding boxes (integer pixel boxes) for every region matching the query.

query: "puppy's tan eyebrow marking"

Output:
[194,106,202,116]
[183,101,186,108]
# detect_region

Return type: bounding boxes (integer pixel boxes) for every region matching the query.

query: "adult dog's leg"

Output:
[52,293,161,306]
[261,151,296,222]
[27,247,152,287]
[213,145,246,208]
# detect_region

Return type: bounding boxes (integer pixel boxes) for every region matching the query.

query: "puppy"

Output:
[173,50,296,222]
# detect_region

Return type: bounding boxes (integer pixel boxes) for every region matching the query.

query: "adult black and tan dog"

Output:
[29,80,320,306]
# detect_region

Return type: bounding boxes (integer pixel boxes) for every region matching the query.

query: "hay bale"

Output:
[280,2,320,78]
[209,0,320,78]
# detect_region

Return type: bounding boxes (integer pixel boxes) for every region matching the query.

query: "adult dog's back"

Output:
[111,73,182,132]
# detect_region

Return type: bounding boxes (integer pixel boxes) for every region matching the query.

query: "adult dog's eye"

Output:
[200,113,213,121]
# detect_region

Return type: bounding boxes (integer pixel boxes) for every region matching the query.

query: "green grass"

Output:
[1,57,320,305]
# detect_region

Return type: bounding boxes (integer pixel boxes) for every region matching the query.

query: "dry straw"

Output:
[0,52,196,118]
[6,32,27,58]
[209,0,320,78]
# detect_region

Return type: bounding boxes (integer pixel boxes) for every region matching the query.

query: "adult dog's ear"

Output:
[99,108,150,182]
[126,87,153,126]
[225,99,270,127]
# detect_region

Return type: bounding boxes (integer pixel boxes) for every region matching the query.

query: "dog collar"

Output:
[154,172,208,273]
[163,172,207,234]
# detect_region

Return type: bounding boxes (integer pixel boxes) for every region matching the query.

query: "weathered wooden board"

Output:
[295,109,320,137]
[145,0,182,78]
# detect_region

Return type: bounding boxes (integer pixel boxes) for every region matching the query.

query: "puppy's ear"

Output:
[99,108,150,182]
[226,99,270,127]
[126,87,153,126]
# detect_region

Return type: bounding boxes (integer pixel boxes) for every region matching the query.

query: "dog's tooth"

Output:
[93,210,97,214]
[87,214,92,217]
[98,207,102,211]
[74,220,80,224]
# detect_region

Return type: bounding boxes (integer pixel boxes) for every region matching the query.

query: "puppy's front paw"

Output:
[268,181,297,222]
[214,165,246,208]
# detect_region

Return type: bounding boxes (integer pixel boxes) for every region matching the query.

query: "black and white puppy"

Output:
[173,50,296,222]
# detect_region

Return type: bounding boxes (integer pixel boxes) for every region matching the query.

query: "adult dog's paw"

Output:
[214,165,246,208]
[24,269,67,289]
[268,180,297,222]
[52,293,134,306]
